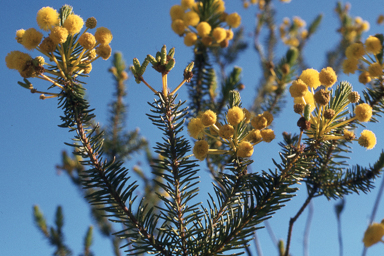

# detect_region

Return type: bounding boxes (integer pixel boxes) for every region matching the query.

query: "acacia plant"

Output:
[5,1,384,255]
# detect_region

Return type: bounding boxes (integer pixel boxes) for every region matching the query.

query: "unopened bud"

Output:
[294,103,304,114]
[86,17,97,29]
[314,89,330,105]
[348,91,360,103]
[324,109,335,119]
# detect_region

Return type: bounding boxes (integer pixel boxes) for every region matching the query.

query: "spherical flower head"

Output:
[197,22,212,37]
[5,51,32,72]
[87,49,97,59]
[15,29,25,44]
[181,0,195,10]
[184,32,197,47]
[345,42,365,60]
[245,129,262,143]
[36,7,59,31]
[95,27,113,45]
[86,17,97,29]
[363,222,384,247]
[39,37,56,53]
[226,29,234,40]
[289,79,308,98]
[63,14,84,35]
[193,140,209,161]
[368,62,383,77]
[172,19,186,35]
[83,62,92,74]
[358,130,377,150]
[237,141,254,158]
[201,110,217,126]
[214,0,225,13]
[219,124,234,139]
[342,58,358,75]
[354,103,372,122]
[188,117,205,139]
[251,114,267,130]
[183,11,200,26]
[343,129,355,141]
[362,21,370,32]
[96,44,112,60]
[212,27,227,43]
[359,71,372,85]
[50,26,69,44]
[170,5,184,20]
[22,28,43,50]
[226,13,241,28]
[365,36,382,55]
[227,106,245,126]
[78,32,96,50]
[319,67,337,88]
[299,68,321,89]
[261,129,275,143]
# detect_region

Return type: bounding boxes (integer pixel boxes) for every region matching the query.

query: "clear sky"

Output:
[1,0,384,255]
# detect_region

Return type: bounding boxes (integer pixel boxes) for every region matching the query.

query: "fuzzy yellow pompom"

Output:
[262,111,273,126]
[299,68,321,89]
[362,21,370,32]
[365,36,382,55]
[63,14,84,35]
[245,129,262,143]
[227,106,245,126]
[359,71,372,85]
[181,0,195,10]
[172,19,186,35]
[39,37,56,53]
[368,62,383,77]
[343,129,355,141]
[289,79,308,98]
[36,7,59,31]
[319,67,337,88]
[188,117,205,139]
[50,26,69,44]
[342,58,358,75]
[354,103,372,122]
[226,13,241,28]
[184,32,197,47]
[345,42,365,60]
[363,222,384,247]
[96,44,112,60]
[201,110,217,126]
[261,129,275,142]
[358,130,377,150]
[183,11,200,26]
[15,29,25,43]
[237,141,254,158]
[193,140,209,161]
[95,27,113,45]
[170,5,184,20]
[5,51,32,72]
[226,29,234,40]
[21,28,43,50]
[213,0,225,13]
[212,27,227,43]
[219,124,234,139]
[78,32,96,50]
[251,114,268,130]
[197,22,212,37]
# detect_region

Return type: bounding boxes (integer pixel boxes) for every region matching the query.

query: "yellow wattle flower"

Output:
[21,28,43,50]
[226,12,241,28]
[237,141,254,158]
[193,140,209,161]
[184,32,197,47]
[95,27,113,45]
[319,67,337,88]
[299,68,321,89]
[201,110,217,126]
[50,26,69,44]
[78,32,96,50]
[365,35,382,55]
[36,6,59,31]
[170,5,184,20]
[227,106,245,126]
[63,14,84,35]
[289,79,308,98]
[363,222,384,247]
[196,22,211,37]
[354,103,373,122]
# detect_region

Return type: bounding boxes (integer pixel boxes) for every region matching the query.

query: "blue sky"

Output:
[1,0,384,255]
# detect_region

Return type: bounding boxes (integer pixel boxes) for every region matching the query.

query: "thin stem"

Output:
[303,201,314,256]
[253,231,263,256]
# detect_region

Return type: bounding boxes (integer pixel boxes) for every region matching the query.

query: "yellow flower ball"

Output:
[36,7,59,31]
[319,67,337,88]
[358,130,377,150]
[299,68,321,89]
[212,27,227,43]
[193,140,209,161]
[184,32,197,47]
[354,103,372,122]
[226,12,241,28]
[96,44,112,60]
[262,111,273,126]
[95,27,113,45]
[50,26,69,44]
[363,222,384,247]
[5,51,32,72]
[83,62,92,74]
[219,124,234,139]
[359,71,371,85]
[188,117,205,139]
[343,129,355,141]
[78,32,96,50]
[172,19,186,35]
[21,28,43,50]
[183,11,200,26]
[213,0,225,13]
[284,38,300,47]
[15,29,25,43]
[251,115,268,130]
[362,21,370,32]
[63,14,84,35]
[365,36,382,55]
[345,42,365,60]
[226,29,234,40]
[237,141,254,158]
[39,37,56,53]
[261,129,275,143]
[245,129,262,143]
[170,5,184,20]
[368,62,383,77]
[227,106,245,126]
[201,110,217,126]
[289,79,308,98]
[342,58,358,75]
[197,22,212,37]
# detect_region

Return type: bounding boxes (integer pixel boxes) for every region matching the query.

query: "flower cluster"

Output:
[243,0,290,9]
[363,220,384,247]
[279,16,307,47]
[290,67,376,150]
[5,5,112,99]
[170,0,241,48]
[342,35,383,85]
[340,15,370,42]
[188,105,275,161]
